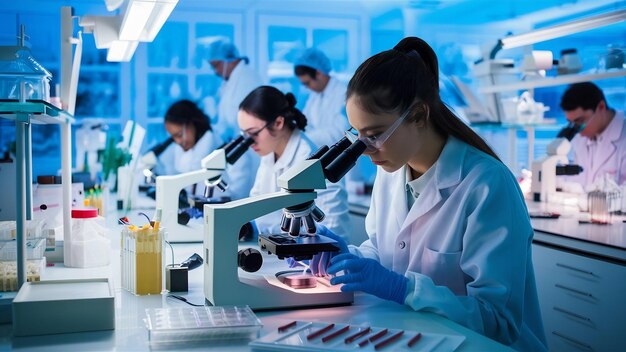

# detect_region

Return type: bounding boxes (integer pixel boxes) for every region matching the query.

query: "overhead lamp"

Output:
[78,0,178,62]
[119,0,178,42]
[489,9,626,59]
[107,40,138,62]
[79,16,137,62]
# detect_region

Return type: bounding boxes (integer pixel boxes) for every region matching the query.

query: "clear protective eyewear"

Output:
[241,121,270,139]
[344,105,413,152]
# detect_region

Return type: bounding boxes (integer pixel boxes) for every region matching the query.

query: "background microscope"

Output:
[156,135,254,242]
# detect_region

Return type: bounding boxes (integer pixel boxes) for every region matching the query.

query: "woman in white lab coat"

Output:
[162,100,257,200]
[311,37,547,351]
[237,86,351,240]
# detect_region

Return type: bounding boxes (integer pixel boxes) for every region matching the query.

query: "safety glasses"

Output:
[241,121,271,139]
[344,105,413,152]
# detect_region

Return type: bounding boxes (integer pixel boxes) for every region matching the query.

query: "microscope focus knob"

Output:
[238,248,263,273]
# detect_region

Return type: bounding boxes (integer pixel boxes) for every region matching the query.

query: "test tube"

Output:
[322,325,350,342]
[345,327,371,344]
[374,331,403,350]
[307,323,335,340]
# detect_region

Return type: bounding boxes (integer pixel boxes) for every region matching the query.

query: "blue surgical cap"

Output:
[294,48,331,75]
[206,39,240,62]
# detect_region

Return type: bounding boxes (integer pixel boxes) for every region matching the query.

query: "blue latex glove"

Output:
[327,253,408,305]
[310,225,349,277]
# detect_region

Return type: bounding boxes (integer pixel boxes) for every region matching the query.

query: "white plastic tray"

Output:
[249,320,465,351]
[145,305,262,346]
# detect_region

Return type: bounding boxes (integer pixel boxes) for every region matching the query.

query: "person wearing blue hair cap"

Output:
[205,38,263,142]
[294,48,350,149]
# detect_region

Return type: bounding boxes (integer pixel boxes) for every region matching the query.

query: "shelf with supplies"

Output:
[0,100,73,296]
[478,68,626,94]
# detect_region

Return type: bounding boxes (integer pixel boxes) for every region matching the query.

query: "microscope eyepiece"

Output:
[151,137,175,157]
[307,145,329,160]
[556,123,584,141]
[226,136,254,164]
[324,139,367,183]
[317,137,352,168]
[223,135,245,154]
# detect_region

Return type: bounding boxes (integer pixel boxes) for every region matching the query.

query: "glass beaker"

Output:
[588,190,609,224]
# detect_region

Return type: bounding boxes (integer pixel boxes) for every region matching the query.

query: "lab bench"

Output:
[0,216,510,351]
[526,201,626,352]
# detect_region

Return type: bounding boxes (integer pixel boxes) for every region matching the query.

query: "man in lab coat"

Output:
[294,48,350,148]
[560,82,626,188]
[206,39,263,142]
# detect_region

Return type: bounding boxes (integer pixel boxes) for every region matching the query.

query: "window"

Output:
[134,11,243,153]
[258,14,362,108]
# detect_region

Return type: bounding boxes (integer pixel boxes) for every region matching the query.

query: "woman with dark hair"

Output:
[162,99,257,199]
[307,38,547,351]
[238,86,351,240]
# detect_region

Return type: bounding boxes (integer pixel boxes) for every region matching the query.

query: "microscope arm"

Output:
[156,149,227,237]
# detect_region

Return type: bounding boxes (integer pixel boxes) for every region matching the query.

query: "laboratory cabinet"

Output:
[532,242,626,352]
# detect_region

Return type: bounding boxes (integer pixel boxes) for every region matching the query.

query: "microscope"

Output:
[139,137,174,176]
[138,137,174,197]
[531,137,583,202]
[203,137,366,310]
[156,135,254,242]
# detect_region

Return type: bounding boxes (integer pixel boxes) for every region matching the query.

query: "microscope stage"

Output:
[258,233,340,260]
[188,195,232,210]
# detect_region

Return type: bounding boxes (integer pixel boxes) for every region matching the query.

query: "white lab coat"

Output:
[167,130,258,200]
[250,129,351,241]
[302,77,350,148]
[568,110,626,188]
[351,137,547,351]
[215,61,263,141]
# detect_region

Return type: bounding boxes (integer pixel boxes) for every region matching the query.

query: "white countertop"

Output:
[0,220,509,351]
[525,200,626,263]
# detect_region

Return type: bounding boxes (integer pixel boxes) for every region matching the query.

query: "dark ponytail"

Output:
[165,99,211,143]
[347,37,500,161]
[239,86,308,131]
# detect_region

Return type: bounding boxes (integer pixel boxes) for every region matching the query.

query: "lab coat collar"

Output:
[399,136,466,233]
[589,110,623,179]
[434,136,466,189]
[321,76,338,97]
[274,129,302,171]
[600,110,623,143]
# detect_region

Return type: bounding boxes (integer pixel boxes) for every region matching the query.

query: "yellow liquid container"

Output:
[121,226,164,295]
